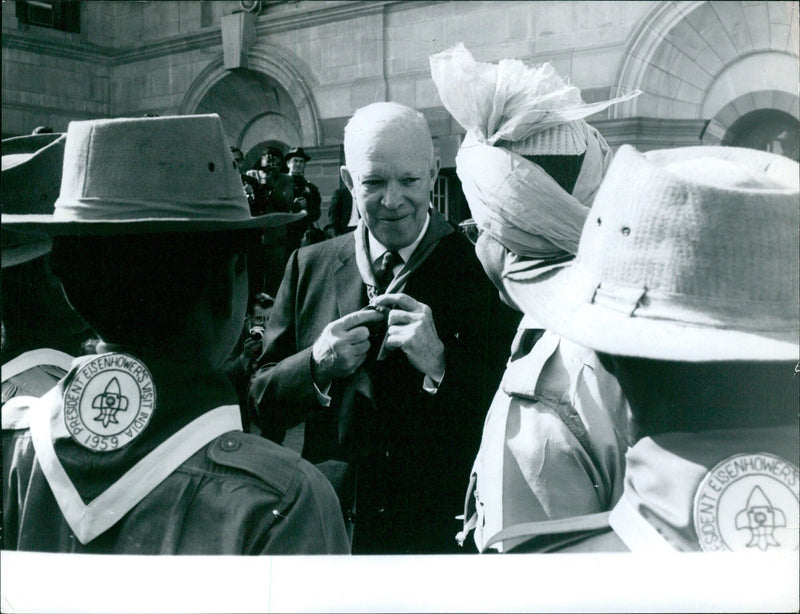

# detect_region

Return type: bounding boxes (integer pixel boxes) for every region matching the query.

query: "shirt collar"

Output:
[367,209,431,265]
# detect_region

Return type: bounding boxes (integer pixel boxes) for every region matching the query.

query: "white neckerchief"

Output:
[29,386,242,545]
[608,494,678,553]
[367,211,431,276]
[2,348,75,382]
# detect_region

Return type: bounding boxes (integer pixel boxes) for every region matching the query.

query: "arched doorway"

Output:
[179,42,321,167]
[191,68,302,171]
[722,109,799,161]
[612,0,798,153]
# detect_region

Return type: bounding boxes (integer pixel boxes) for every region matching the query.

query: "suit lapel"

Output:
[334,237,365,317]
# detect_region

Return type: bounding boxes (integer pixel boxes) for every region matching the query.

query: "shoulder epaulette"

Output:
[207,431,302,494]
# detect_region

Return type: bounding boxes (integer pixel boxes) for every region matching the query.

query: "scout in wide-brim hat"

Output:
[1,114,304,236]
[1,133,67,268]
[503,145,800,362]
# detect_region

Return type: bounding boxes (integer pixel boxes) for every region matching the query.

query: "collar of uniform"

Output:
[29,384,241,545]
[53,347,240,502]
[367,209,431,268]
[610,426,800,552]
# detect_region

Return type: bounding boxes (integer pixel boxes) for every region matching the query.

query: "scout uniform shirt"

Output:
[2,349,349,554]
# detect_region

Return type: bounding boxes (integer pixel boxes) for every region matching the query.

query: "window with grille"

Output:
[432,174,449,220]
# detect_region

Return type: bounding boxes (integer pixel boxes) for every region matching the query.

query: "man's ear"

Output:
[340,166,354,192]
[430,157,441,182]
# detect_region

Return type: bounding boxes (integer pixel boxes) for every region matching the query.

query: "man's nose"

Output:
[381,180,404,209]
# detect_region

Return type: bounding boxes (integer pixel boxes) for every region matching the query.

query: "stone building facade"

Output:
[2,0,798,224]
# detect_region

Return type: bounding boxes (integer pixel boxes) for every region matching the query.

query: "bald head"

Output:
[343,102,434,168]
[340,102,439,250]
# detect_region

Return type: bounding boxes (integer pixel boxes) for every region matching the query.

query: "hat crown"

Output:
[578,145,799,329]
[285,146,310,161]
[55,114,250,223]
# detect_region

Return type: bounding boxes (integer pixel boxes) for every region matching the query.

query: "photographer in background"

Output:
[285,147,322,252]
[224,292,275,431]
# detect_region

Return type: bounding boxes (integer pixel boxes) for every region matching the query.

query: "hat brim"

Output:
[1,239,51,268]
[503,261,800,362]
[0,211,305,236]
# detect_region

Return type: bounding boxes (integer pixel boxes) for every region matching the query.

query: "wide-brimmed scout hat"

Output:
[1,133,67,268]
[1,114,304,236]
[503,145,800,361]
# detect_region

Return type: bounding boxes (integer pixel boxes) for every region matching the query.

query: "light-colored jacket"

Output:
[460,323,634,552]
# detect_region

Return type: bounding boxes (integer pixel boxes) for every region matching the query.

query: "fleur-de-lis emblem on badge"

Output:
[91,376,130,428]
[734,486,787,550]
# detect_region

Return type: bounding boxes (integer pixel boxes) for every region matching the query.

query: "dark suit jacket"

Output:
[250,223,517,553]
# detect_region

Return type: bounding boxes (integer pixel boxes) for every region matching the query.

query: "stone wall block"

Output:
[679,60,713,90]
[732,93,757,117]
[350,78,386,109]
[741,3,771,49]
[772,90,798,115]
[751,89,776,110]
[676,79,705,105]
[710,1,752,50]
[636,93,660,117]
[694,45,724,75]
[389,78,416,108]
[767,1,792,26]
[533,2,573,38]
[572,48,621,87]
[644,66,681,98]
[506,5,530,41]
[665,21,706,60]
[770,23,791,52]
[415,78,440,111]
[659,98,700,119]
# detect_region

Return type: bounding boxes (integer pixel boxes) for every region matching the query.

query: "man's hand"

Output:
[242,336,262,361]
[293,196,307,213]
[371,293,445,380]
[311,309,385,387]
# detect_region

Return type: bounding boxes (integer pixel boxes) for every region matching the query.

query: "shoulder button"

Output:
[220,436,241,452]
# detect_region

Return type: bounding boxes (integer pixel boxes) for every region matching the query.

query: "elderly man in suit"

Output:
[250,102,516,554]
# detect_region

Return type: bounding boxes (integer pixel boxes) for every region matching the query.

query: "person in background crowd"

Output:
[2,113,349,555]
[2,133,95,528]
[245,146,298,296]
[246,146,294,216]
[327,186,358,236]
[284,147,322,251]
[1,133,92,409]
[430,44,637,552]
[230,146,257,208]
[249,101,517,554]
[496,145,799,552]
[224,292,275,432]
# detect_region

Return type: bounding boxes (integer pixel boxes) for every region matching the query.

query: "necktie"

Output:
[374,251,402,294]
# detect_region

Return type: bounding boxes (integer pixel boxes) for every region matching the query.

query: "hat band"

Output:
[53,196,251,222]
[590,277,799,333]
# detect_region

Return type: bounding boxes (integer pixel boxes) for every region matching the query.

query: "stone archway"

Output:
[611,1,799,124]
[179,41,321,156]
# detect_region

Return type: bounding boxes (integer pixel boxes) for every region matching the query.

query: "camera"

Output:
[248,315,267,342]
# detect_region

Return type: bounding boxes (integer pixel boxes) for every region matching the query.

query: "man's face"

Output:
[261,152,282,172]
[287,157,306,176]
[341,125,438,250]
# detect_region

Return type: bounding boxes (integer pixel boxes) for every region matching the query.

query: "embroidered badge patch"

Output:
[63,353,156,453]
[694,453,799,552]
